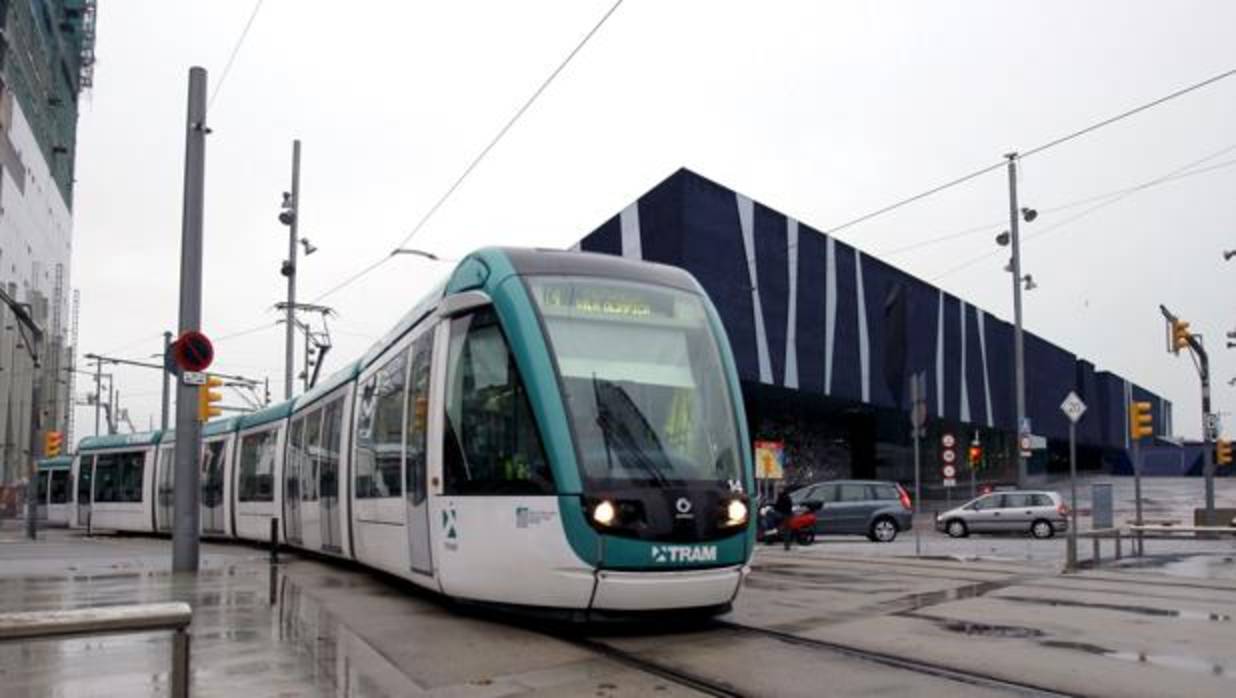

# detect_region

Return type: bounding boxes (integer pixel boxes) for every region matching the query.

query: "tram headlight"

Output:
[725,498,748,527]
[592,500,617,526]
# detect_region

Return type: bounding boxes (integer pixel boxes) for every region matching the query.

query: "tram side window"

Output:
[201,441,226,508]
[238,429,276,502]
[320,398,342,499]
[405,333,432,506]
[286,417,305,504]
[355,352,406,498]
[50,470,70,504]
[443,308,553,495]
[158,447,175,507]
[95,451,145,503]
[302,409,321,502]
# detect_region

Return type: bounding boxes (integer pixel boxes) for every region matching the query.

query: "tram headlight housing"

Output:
[724,498,749,527]
[592,500,617,526]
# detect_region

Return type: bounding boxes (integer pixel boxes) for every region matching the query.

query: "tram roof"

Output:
[78,431,163,451]
[37,456,73,470]
[292,358,362,412]
[237,401,293,430]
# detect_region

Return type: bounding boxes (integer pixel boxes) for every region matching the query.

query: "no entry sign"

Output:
[172,330,214,373]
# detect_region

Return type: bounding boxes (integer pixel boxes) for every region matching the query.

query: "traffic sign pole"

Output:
[910,372,926,557]
[1060,391,1086,572]
[173,67,207,574]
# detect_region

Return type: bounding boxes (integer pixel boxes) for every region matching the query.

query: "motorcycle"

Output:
[757,504,818,546]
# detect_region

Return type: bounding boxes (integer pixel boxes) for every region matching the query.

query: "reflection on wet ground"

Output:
[1040,641,1229,679]
[899,612,1047,639]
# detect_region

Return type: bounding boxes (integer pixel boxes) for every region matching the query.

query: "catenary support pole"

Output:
[93,359,101,436]
[284,140,300,401]
[24,334,41,540]
[1200,352,1215,526]
[172,67,208,574]
[1006,153,1028,488]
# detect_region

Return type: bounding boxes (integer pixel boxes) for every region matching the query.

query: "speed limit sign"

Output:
[942,449,957,464]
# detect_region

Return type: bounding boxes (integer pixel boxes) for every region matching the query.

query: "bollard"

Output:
[1092,536,1100,568]
[1115,530,1122,561]
[172,627,190,698]
[269,517,278,565]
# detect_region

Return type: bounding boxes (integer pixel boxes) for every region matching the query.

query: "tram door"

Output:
[157,446,175,532]
[284,417,304,544]
[76,456,93,527]
[406,331,435,574]
[202,441,226,533]
[319,398,343,552]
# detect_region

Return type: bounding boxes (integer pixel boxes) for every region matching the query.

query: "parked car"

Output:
[935,490,1068,539]
[789,480,913,542]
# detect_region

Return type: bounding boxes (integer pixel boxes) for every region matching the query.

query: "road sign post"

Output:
[1060,391,1086,572]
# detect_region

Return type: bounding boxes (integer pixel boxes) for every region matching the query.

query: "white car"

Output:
[935,490,1068,539]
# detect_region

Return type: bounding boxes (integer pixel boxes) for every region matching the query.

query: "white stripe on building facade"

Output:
[855,249,870,402]
[959,300,970,423]
[977,309,994,427]
[784,219,800,389]
[936,290,945,417]
[736,194,773,384]
[825,236,837,394]
[619,203,642,259]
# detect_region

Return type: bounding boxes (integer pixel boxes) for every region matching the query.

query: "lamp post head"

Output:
[995,231,1011,246]
[1223,249,1236,261]
[1020,207,1038,223]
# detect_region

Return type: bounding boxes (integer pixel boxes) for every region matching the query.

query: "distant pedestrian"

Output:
[774,488,794,550]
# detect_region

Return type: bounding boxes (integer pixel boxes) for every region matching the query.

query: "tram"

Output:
[70,248,754,613]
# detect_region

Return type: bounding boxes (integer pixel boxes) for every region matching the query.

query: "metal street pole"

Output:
[284,140,300,401]
[1200,353,1215,526]
[910,372,926,557]
[161,331,172,432]
[94,359,102,436]
[23,328,42,540]
[1132,434,1143,556]
[172,66,208,574]
[1066,421,1078,571]
[107,379,115,435]
[1006,153,1028,487]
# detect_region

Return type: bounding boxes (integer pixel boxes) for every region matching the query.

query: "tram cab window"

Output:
[355,352,406,498]
[443,308,553,495]
[405,334,433,506]
[238,429,276,502]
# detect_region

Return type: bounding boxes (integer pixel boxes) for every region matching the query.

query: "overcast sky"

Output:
[72,1,1236,441]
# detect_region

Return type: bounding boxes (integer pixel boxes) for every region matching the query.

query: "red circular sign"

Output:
[173,330,214,372]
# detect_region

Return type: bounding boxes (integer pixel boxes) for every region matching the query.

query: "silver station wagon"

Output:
[935,490,1068,539]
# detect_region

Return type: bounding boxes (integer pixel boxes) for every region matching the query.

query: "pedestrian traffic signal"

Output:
[968,444,982,468]
[1129,401,1154,440]
[1218,439,1233,466]
[43,430,63,457]
[1171,319,1191,354]
[198,375,224,422]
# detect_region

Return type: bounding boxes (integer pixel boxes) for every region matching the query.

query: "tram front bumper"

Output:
[591,565,748,611]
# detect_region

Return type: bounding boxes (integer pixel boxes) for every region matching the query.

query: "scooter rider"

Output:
[773,488,794,551]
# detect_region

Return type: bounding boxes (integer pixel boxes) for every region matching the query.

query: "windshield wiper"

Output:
[592,377,672,486]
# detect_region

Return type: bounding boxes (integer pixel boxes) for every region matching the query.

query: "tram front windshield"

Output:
[526,276,742,487]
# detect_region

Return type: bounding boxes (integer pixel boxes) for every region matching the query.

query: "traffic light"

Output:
[1171,319,1191,354]
[968,444,982,469]
[198,375,224,422]
[1217,439,1233,466]
[1129,401,1154,440]
[43,431,63,457]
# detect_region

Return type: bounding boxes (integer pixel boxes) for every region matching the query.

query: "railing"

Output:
[1079,524,1236,569]
[0,602,192,697]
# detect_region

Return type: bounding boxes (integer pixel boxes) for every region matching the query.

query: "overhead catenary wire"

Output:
[207,0,265,112]
[310,0,625,304]
[822,65,1236,238]
[877,145,1236,258]
[929,145,1236,281]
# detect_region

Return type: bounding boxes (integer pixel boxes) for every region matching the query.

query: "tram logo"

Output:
[651,544,717,564]
[674,497,693,518]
